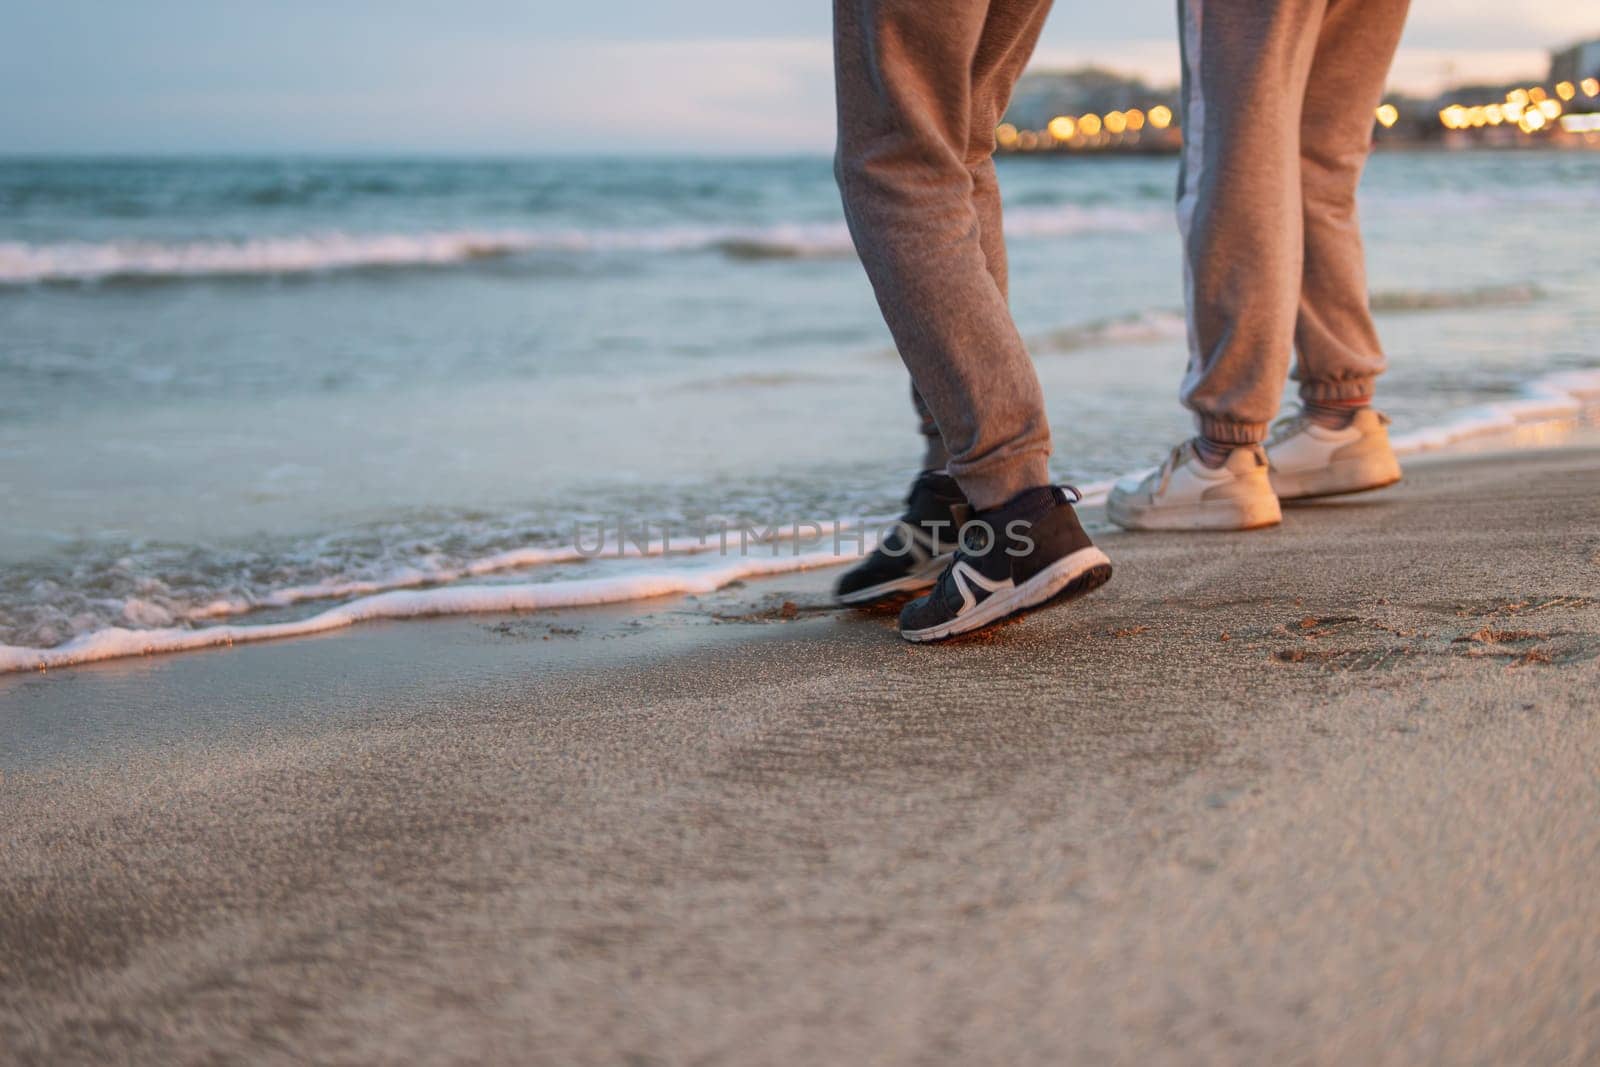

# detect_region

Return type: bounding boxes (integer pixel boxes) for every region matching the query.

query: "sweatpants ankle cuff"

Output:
[1195,417,1268,446]
[1300,377,1377,404]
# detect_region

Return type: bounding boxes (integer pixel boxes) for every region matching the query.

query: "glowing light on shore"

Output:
[995,101,1177,149]
[1506,88,1529,106]
[1374,103,1398,128]
[1485,104,1504,125]
[1439,104,1468,129]
[1467,106,1487,128]
[1528,86,1548,104]
[1583,77,1600,98]
[1561,113,1600,133]
[1520,109,1546,133]
[1556,80,1576,101]
[1538,98,1561,120]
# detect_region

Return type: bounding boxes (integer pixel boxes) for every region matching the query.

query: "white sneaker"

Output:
[1266,407,1402,500]
[1106,441,1282,531]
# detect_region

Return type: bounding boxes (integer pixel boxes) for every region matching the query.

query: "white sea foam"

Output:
[0,206,1162,285]
[0,551,853,674]
[181,519,884,622]
[2,368,1596,676]
[0,232,535,285]
[1388,369,1600,455]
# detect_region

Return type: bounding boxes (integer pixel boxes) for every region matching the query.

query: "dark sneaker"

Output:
[899,485,1112,643]
[834,469,970,606]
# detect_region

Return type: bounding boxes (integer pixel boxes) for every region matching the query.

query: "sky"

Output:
[1,1,1594,153]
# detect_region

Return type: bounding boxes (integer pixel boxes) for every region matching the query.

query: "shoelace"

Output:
[1155,442,1192,497]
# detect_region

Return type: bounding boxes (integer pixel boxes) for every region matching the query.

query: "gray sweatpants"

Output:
[1179,0,1410,443]
[834,0,1055,510]
[834,0,1409,500]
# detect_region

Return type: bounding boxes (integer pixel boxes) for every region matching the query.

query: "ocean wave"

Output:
[868,307,1188,365]
[1029,282,1535,357]
[1385,369,1600,455]
[0,231,548,286]
[3,368,1597,676]
[181,517,862,622]
[1032,309,1188,354]
[0,205,1164,286]
[1371,283,1542,313]
[0,551,853,675]
[0,508,900,653]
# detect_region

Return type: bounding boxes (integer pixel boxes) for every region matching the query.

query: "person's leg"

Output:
[912,154,1011,474]
[1293,0,1410,424]
[1175,0,1326,450]
[834,0,1053,510]
[1260,0,1409,501]
[1108,0,1331,532]
[836,0,1112,635]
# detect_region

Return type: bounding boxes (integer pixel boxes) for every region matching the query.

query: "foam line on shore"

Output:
[180,517,897,623]
[1389,369,1600,455]
[0,552,855,674]
[2,368,1596,676]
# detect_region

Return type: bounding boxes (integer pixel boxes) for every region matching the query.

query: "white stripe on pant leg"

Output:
[1177,0,1206,384]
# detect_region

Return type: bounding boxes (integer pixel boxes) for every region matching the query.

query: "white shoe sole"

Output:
[899,546,1113,643]
[1271,454,1402,500]
[1106,493,1281,532]
[834,553,951,606]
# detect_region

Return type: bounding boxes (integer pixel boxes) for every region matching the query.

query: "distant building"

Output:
[997,42,1600,156]
[1549,38,1600,84]
[1004,67,1178,130]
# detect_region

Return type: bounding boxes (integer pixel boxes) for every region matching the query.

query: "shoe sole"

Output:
[899,546,1113,643]
[1272,457,1403,501]
[1106,494,1282,532]
[834,554,951,606]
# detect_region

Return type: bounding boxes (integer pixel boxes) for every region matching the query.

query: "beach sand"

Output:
[2,443,1598,1064]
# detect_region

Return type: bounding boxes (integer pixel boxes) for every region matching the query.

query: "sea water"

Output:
[2,152,1597,669]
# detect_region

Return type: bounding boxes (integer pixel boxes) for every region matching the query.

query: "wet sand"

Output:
[2,445,1598,1064]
